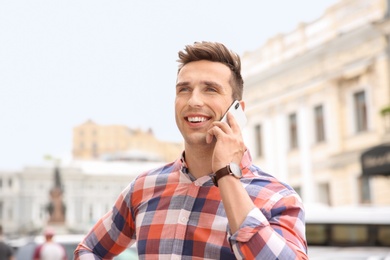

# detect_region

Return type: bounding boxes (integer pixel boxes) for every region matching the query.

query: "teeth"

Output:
[188,117,207,123]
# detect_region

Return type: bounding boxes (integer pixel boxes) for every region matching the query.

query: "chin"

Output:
[184,133,209,146]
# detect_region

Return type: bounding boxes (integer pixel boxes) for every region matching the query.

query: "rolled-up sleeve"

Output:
[229,191,308,260]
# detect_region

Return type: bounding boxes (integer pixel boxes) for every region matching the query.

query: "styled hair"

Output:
[177,41,244,100]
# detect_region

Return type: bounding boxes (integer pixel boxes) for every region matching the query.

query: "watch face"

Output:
[229,163,242,178]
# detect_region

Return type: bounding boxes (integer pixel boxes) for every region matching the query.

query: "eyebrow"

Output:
[176,81,190,88]
[176,80,223,89]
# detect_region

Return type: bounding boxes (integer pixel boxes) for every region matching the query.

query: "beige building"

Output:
[72,120,183,163]
[242,0,390,206]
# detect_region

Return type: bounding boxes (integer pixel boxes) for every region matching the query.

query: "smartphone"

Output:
[220,100,247,130]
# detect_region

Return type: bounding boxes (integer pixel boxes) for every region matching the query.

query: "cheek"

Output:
[216,102,233,118]
[174,96,187,110]
[174,99,184,120]
[174,98,180,112]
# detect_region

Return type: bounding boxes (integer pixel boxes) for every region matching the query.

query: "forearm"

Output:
[218,175,255,233]
[74,184,135,259]
[230,213,308,260]
[73,242,96,260]
[219,177,307,259]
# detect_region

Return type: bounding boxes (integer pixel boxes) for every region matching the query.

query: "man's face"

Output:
[175,60,234,146]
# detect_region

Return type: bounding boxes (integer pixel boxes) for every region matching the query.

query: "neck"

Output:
[184,143,214,179]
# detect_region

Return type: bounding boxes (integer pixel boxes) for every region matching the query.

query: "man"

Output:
[74,41,308,259]
[33,227,67,260]
[0,225,14,260]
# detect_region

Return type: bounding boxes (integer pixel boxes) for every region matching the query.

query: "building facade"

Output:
[1,121,184,236]
[242,0,390,206]
[0,160,164,236]
[72,120,183,162]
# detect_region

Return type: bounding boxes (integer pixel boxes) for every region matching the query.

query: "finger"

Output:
[226,112,240,131]
[206,131,214,144]
[207,125,225,141]
[213,119,234,134]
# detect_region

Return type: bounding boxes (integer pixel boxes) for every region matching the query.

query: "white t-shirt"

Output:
[35,242,66,260]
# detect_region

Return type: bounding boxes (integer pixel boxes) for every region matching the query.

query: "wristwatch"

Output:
[212,162,242,187]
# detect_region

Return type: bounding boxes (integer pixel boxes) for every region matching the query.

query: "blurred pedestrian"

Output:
[32,228,66,260]
[0,225,14,260]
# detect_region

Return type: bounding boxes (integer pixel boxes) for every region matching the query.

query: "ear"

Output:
[239,100,246,111]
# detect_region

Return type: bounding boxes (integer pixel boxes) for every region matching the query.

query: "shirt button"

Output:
[194,181,200,186]
[181,216,188,223]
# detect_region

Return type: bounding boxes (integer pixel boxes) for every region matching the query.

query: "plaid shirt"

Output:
[74,150,307,259]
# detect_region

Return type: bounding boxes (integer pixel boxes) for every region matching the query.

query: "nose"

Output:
[187,89,203,108]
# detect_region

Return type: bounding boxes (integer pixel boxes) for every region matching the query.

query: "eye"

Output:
[206,87,218,92]
[177,86,190,93]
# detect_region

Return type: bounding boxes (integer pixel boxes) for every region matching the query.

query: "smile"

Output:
[186,116,209,123]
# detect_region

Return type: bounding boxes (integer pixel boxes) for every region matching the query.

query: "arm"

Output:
[207,113,308,259]
[74,184,135,260]
[228,183,307,259]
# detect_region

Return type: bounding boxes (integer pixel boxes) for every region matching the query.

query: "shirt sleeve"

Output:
[228,190,308,260]
[73,183,136,260]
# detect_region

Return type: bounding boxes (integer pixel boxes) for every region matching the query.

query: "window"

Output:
[318,182,331,205]
[354,91,368,132]
[359,176,371,204]
[292,186,302,197]
[332,225,368,245]
[289,113,298,149]
[254,124,263,157]
[306,224,328,245]
[314,105,326,143]
[378,225,390,246]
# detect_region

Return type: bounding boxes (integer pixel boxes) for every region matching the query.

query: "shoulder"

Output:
[244,164,293,189]
[243,165,301,205]
[137,160,180,178]
[132,159,182,188]
[240,151,295,192]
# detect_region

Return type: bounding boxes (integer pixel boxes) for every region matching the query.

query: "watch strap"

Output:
[212,165,230,187]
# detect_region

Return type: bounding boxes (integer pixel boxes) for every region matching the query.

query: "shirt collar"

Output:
[179,149,253,175]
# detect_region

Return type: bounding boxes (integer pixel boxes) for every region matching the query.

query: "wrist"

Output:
[212,162,242,187]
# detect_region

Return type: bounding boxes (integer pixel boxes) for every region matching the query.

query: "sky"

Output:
[0,0,339,170]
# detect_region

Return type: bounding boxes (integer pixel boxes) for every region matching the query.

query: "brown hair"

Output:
[177,41,244,100]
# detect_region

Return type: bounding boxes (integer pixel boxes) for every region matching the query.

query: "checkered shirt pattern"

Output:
[74,150,308,259]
